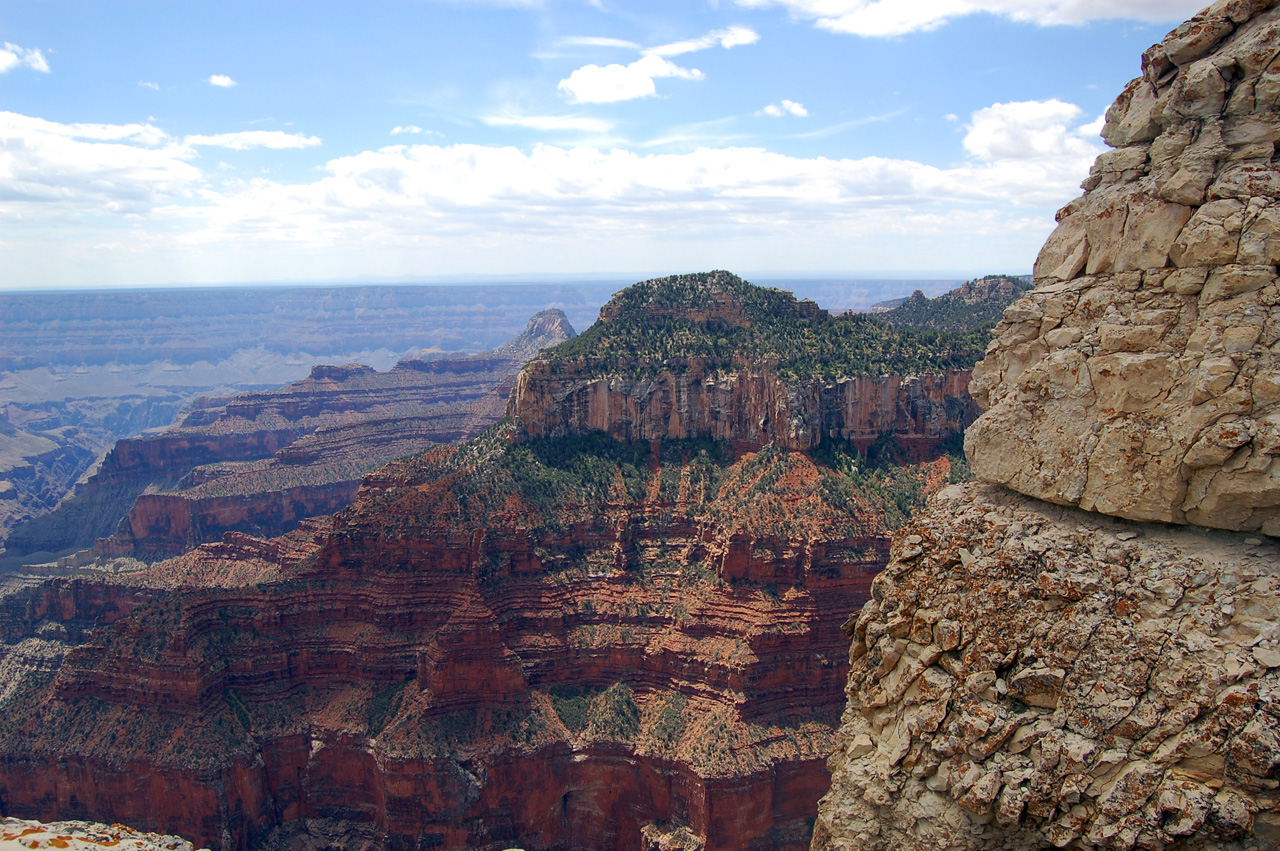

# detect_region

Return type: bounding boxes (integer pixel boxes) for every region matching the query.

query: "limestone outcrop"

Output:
[966,0,1280,534]
[814,483,1280,851]
[816,3,1280,850]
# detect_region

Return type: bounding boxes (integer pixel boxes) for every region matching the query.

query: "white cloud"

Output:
[0,99,1103,284]
[482,114,614,132]
[646,25,760,57]
[0,42,50,73]
[559,54,703,104]
[1077,114,1105,138]
[735,0,1206,36]
[392,125,426,135]
[184,131,322,150]
[0,111,200,214]
[139,81,160,91]
[557,36,641,49]
[759,99,808,117]
[208,74,236,88]
[962,99,1097,162]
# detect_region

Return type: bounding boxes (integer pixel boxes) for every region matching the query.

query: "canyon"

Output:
[3,310,576,566]
[0,273,1010,850]
[816,3,1280,849]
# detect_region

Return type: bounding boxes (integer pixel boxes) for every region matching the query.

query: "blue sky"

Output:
[0,0,1207,289]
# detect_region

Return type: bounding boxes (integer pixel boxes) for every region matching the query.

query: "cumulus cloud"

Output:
[176,97,1102,246]
[735,0,1205,36]
[482,114,613,132]
[0,111,200,215]
[962,99,1097,162]
[759,99,808,117]
[646,25,760,57]
[139,81,160,91]
[0,42,50,73]
[184,131,322,150]
[208,74,236,87]
[559,54,703,104]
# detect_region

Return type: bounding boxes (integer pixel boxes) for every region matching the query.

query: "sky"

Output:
[0,0,1210,290]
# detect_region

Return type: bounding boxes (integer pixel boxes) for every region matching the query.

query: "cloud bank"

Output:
[0,98,1100,282]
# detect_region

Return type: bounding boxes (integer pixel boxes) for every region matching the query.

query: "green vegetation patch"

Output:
[538,271,995,382]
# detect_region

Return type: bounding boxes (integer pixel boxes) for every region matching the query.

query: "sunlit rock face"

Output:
[813,483,1280,851]
[815,3,1280,850]
[966,0,1280,535]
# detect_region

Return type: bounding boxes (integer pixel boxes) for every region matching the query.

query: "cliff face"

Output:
[507,272,985,453]
[966,2,1280,534]
[816,4,1280,849]
[4,311,575,563]
[0,425,931,851]
[0,274,989,851]
[509,364,976,456]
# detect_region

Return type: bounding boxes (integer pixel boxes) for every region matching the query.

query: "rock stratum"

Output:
[0,272,1004,850]
[816,4,1280,850]
[4,310,576,564]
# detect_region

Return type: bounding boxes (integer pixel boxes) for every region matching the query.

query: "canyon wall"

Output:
[816,3,1280,849]
[0,430,911,850]
[4,311,575,563]
[509,365,977,456]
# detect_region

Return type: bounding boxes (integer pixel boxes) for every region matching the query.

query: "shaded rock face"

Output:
[4,310,574,563]
[0,433,929,851]
[967,0,1280,534]
[813,483,1280,851]
[816,4,1280,850]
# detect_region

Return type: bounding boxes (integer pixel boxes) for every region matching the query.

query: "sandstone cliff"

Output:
[966,2,1280,535]
[508,272,985,453]
[816,3,1280,849]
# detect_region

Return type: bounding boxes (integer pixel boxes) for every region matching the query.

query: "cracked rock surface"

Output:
[813,483,1280,851]
[816,2,1280,849]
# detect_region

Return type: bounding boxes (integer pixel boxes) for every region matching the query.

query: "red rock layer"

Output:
[0,439,931,850]
[6,312,576,562]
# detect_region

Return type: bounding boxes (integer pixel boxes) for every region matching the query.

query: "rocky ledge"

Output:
[817,3,1280,849]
